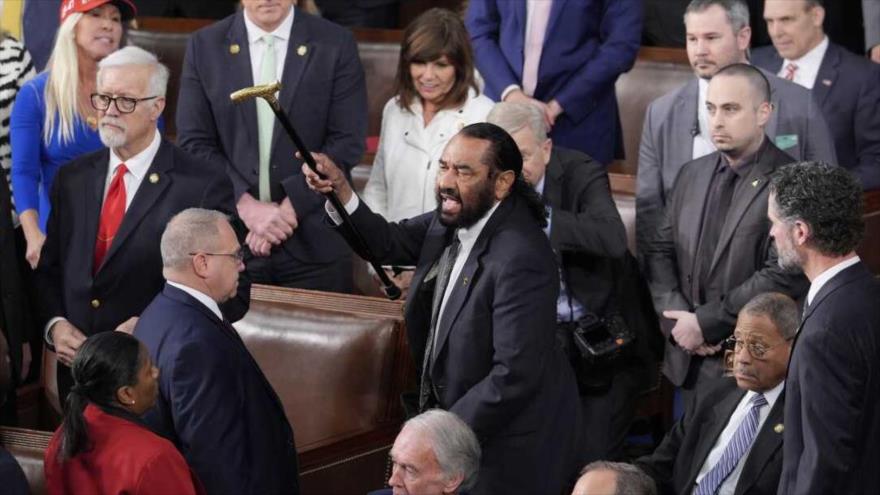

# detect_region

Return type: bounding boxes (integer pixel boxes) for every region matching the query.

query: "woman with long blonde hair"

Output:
[11,0,136,269]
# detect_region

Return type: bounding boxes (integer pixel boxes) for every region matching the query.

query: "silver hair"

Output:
[684,0,750,33]
[486,101,548,143]
[404,409,481,492]
[160,209,229,270]
[580,461,658,495]
[740,292,800,340]
[97,45,170,97]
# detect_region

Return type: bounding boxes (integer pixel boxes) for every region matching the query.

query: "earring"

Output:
[130,400,136,405]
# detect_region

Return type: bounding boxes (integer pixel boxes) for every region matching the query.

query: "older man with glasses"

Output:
[622,292,797,495]
[36,46,247,402]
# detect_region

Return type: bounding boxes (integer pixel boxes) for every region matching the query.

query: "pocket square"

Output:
[774,134,798,150]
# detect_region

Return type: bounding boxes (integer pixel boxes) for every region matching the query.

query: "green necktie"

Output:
[257,34,277,202]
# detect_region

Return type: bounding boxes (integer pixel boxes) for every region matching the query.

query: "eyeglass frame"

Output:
[723,335,792,359]
[90,93,160,114]
[188,249,245,264]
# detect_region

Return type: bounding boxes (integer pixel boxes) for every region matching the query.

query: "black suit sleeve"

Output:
[633,412,687,494]
[35,169,67,328]
[642,193,691,329]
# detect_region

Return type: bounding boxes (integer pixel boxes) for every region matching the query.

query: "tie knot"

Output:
[263,34,275,47]
[114,163,128,178]
[750,393,768,408]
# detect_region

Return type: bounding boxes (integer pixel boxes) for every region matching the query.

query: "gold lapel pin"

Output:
[230,43,240,55]
[149,173,159,184]
[751,179,760,187]
[462,276,469,286]
[297,45,307,56]
[774,423,784,434]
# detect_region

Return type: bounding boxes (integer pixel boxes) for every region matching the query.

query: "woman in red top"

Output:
[44,332,203,495]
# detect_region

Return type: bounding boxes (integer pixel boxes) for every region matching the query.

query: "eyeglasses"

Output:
[90,93,159,114]
[723,335,790,359]
[189,249,244,263]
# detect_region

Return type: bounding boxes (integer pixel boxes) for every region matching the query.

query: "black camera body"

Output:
[571,313,634,365]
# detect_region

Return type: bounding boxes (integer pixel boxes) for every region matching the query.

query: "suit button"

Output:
[91,299,101,308]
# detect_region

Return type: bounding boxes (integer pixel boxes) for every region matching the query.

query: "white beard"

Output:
[99,120,128,149]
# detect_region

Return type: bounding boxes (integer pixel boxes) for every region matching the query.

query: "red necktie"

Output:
[94,163,128,273]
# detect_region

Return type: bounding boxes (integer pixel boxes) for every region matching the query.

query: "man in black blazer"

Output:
[752,0,880,190]
[136,209,299,495]
[303,123,581,495]
[37,47,246,402]
[633,292,797,495]
[769,162,880,494]
[488,101,663,463]
[642,64,807,408]
[177,0,367,292]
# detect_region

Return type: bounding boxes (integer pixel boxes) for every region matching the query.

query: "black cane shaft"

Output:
[268,104,402,300]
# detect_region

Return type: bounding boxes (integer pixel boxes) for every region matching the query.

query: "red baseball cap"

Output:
[59,0,137,23]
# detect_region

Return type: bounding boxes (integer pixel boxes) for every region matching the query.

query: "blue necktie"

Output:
[694,393,768,495]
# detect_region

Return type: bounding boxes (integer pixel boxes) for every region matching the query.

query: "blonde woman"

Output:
[11,0,136,269]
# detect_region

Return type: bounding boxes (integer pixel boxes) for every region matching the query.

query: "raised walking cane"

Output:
[230,81,402,300]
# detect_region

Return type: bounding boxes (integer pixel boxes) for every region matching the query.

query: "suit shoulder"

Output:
[188,13,236,42]
[55,148,108,181]
[766,71,813,101]
[300,12,356,43]
[647,82,692,117]
[555,147,606,186]
[750,46,780,69]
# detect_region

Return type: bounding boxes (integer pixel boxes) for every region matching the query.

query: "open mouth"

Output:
[440,193,461,215]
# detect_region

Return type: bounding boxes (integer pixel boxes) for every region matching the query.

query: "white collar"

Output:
[244,6,295,44]
[167,281,223,320]
[784,35,829,70]
[807,255,860,305]
[456,200,502,249]
[533,175,546,196]
[109,129,161,179]
[745,380,785,410]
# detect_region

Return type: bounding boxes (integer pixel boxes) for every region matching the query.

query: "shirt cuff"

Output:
[44,317,67,347]
[501,84,522,102]
[325,194,360,225]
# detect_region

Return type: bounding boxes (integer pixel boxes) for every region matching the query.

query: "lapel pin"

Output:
[229,43,240,55]
[751,179,760,187]
[462,276,469,286]
[821,79,832,87]
[297,45,307,56]
[149,173,159,184]
[774,423,784,434]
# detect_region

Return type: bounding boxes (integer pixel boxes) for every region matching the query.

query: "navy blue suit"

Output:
[136,285,299,495]
[752,42,880,190]
[466,0,642,164]
[337,194,581,495]
[177,8,367,291]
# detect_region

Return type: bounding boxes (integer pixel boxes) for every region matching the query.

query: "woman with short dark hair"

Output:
[44,332,202,495]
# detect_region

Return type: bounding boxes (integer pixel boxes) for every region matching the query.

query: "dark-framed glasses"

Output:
[723,335,790,359]
[189,249,245,263]
[90,93,159,114]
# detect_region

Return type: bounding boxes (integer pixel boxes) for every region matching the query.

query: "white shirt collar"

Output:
[533,175,546,196]
[167,281,223,320]
[455,200,502,250]
[244,5,294,44]
[781,36,829,89]
[108,129,161,180]
[807,255,860,305]
[745,380,785,411]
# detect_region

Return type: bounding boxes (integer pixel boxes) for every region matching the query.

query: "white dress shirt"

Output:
[807,255,860,306]
[778,36,829,90]
[692,77,717,160]
[694,381,785,495]
[167,281,223,320]
[244,5,294,87]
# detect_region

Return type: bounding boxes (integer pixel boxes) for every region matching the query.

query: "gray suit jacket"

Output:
[642,140,808,385]
[635,70,836,262]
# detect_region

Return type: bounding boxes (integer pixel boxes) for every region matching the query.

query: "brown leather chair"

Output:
[0,427,52,495]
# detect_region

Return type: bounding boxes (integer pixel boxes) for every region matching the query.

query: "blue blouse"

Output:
[10,72,104,232]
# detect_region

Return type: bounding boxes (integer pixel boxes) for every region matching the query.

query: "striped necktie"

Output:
[694,393,768,495]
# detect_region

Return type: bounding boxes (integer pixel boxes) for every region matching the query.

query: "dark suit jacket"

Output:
[339,193,580,495]
[177,9,366,268]
[779,262,880,494]
[643,140,808,385]
[466,0,642,164]
[544,147,662,385]
[752,42,880,190]
[137,285,298,495]
[36,139,247,396]
[0,175,29,381]
[636,377,785,495]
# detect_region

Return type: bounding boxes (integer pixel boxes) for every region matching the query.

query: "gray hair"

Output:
[685,0,750,33]
[404,410,481,492]
[580,461,657,495]
[740,292,800,340]
[486,102,548,143]
[98,46,170,97]
[160,208,229,270]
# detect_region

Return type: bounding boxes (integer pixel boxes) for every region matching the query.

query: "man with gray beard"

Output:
[36,46,246,403]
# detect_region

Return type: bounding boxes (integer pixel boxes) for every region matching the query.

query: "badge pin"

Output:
[297,45,307,56]
[230,44,240,55]
[774,423,784,434]
[462,276,469,286]
[149,173,160,184]
[821,79,832,87]
[751,179,760,187]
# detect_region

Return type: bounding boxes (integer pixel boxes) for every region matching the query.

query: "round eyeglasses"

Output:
[90,93,159,114]
[189,249,245,263]
[724,335,791,359]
